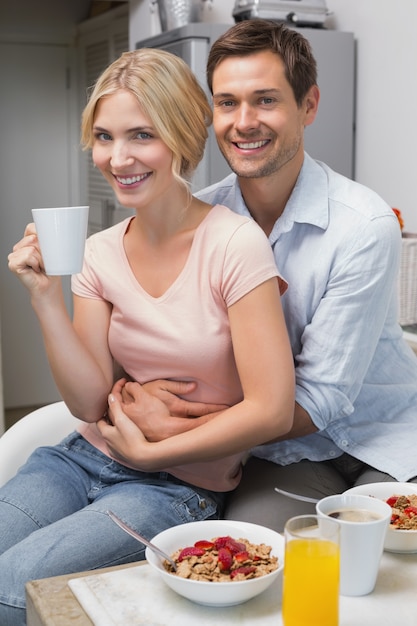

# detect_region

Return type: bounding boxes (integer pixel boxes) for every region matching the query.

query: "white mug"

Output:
[31,206,89,275]
[316,493,391,596]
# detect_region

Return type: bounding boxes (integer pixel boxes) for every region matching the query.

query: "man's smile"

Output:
[234,140,271,150]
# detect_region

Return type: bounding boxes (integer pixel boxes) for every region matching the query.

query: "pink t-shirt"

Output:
[72,204,285,491]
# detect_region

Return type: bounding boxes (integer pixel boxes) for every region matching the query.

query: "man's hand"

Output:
[110,378,227,442]
[142,379,229,417]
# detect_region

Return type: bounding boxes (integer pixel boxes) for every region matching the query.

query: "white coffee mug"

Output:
[31,206,89,275]
[316,493,391,596]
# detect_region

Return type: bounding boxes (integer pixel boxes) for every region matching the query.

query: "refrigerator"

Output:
[136,22,355,190]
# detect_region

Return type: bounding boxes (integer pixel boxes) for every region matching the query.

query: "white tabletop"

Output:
[68,550,416,625]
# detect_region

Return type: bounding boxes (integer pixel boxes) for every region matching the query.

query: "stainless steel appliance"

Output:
[136,21,355,188]
[232,0,329,27]
[154,0,206,32]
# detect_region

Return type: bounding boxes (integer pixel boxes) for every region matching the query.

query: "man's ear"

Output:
[304,85,320,127]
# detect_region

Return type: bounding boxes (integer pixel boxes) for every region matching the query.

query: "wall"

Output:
[326,0,417,233]
[0,0,90,410]
[0,0,89,43]
[0,316,3,433]
[130,0,417,233]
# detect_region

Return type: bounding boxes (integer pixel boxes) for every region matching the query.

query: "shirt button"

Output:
[329,451,336,457]
[341,440,349,447]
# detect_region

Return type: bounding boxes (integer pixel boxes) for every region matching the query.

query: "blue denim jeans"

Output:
[0,432,226,626]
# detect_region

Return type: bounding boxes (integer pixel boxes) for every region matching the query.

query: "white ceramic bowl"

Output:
[145,519,284,607]
[343,482,417,553]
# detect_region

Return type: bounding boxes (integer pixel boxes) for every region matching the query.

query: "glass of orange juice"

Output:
[282,514,340,626]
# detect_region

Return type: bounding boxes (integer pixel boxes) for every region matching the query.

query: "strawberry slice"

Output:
[214,536,231,550]
[225,537,247,554]
[234,550,249,562]
[214,536,246,554]
[405,506,417,517]
[230,566,257,579]
[217,547,233,571]
[194,540,215,550]
[178,546,205,562]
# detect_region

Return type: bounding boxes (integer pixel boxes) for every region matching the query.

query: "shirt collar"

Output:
[286,153,330,229]
[234,153,330,240]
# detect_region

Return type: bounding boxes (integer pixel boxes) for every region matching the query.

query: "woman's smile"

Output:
[114,172,152,187]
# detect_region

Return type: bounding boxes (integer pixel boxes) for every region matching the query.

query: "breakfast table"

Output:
[26,549,417,625]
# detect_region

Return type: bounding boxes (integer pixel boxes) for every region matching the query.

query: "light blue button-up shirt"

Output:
[196,153,417,481]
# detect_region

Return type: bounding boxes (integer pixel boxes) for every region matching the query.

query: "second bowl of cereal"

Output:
[344,482,417,553]
[145,519,284,606]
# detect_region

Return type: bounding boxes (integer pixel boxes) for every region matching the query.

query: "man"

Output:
[111,19,417,531]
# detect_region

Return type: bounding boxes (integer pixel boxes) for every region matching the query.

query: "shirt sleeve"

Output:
[296,214,401,430]
[220,219,287,307]
[71,234,106,301]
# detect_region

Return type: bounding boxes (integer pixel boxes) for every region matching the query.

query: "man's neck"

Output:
[238,156,303,236]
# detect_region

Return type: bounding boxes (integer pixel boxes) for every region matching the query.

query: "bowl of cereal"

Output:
[145,519,284,606]
[343,482,417,553]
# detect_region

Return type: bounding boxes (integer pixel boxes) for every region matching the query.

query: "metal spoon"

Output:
[274,487,320,504]
[107,510,177,571]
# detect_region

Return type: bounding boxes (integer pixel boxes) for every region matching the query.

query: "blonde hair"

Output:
[81,48,212,189]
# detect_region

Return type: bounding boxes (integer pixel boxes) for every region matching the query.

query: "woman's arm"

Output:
[98,277,295,469]
[8,224,114,420]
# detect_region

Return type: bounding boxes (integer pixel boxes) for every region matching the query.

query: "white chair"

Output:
[0,401,79,487]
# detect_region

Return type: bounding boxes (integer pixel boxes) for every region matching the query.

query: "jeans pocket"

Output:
[172,487,226,523]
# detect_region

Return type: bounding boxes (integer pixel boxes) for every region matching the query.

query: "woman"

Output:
[2,48,294,625]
